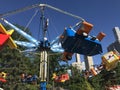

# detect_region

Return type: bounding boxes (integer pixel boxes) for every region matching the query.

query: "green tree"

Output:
[68,67,94,90]
[90,62,120,90]
[0,24,39,90]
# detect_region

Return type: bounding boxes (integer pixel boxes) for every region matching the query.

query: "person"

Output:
[21,73,26,83]
[84,70,90,79]
[26,74,32,84]
[31,74,38,85]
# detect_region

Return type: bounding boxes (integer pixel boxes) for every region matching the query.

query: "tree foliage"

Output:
[0,24,39,90]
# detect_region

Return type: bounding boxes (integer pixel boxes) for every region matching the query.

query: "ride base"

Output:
[40,81,46,90]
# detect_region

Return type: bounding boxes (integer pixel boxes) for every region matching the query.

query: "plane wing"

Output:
[7,37,17,49]
[0,34,9,48]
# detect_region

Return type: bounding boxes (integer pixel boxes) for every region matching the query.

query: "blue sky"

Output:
[0,0,120,65]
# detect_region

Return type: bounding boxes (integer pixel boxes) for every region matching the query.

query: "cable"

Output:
[45,9,59,41]
[24,9,39,31]
[72,21,83,29]
[18,10,39,40]
[37,14,42,41]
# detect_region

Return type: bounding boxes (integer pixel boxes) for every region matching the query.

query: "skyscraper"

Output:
[72,54,83,71]
[107,27,120,53]
[72,54,94,71]
[84,56,94,70]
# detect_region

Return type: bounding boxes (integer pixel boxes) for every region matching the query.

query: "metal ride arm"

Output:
[0,4,84,21]
[0,4,41,18]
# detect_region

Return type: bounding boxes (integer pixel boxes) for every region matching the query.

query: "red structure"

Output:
[0,34,10,49]
[53,73,69,83]
[0,23,17,50]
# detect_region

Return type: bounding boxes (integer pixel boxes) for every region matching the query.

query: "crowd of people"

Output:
[21,73,38,85]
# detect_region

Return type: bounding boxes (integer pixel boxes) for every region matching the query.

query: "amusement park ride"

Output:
[0,3,120,90]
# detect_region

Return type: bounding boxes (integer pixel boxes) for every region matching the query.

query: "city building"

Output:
[72,54,83,71]
[84,56,94,70]
[107,27,120,53]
